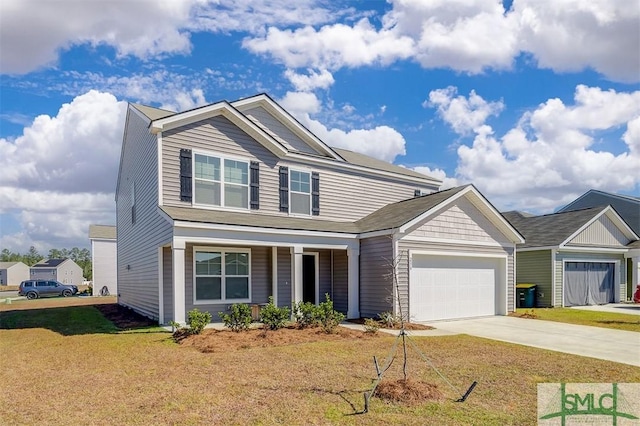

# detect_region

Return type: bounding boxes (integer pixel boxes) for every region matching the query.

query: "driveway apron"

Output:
[421,316,640,367]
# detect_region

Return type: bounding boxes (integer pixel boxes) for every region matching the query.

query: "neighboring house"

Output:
[30,258,84,286]
[558,190,640,295]
[116,93,523,325]
[504,206,639,307]
[89,224,117,296]
[0,262,30,286]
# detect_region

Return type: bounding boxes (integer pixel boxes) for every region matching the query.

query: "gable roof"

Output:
[32,258,67,268]
[0,262,26,269]
[231,93,344,161]
[558,189,640,236]
[503,205,638,249]
[357,185,524,242]
[89,224,116,240]
[129,95,440,187]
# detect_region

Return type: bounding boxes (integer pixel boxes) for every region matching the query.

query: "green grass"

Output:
[0,305,119,335]
[512,308,640,332]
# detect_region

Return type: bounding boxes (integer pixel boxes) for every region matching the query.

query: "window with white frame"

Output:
[194,154,248,209]
[290,170,311,215]
[194,248,250,302]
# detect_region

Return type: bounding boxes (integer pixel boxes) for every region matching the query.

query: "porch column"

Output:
[347,246,360,319]
[172,240,186,325]
[271,246,278,306]
[291,245,304,306]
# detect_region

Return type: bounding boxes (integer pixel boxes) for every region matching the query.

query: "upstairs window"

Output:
[194,154,249,209]
[290,170,311,215]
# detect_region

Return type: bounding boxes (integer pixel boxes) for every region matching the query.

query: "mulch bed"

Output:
[94,303,158,330]
[374,379,444,405]
[348,318,434,330]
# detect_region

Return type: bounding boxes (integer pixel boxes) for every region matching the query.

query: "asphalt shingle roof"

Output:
[32,259,67,268]
[89,224,116,240]
[161,186,472,235]
[503,207,606,248]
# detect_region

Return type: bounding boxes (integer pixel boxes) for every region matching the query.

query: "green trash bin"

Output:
[516,283,536,308]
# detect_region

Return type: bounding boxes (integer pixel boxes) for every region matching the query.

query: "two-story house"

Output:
[116,93,523,325]
[30,258,84,286]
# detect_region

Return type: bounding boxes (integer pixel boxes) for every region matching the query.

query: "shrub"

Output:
[378,311,400,328]
[363,318,380,334]
[187,308,212,335]
[260,297,290,330]
[293,301,319,329]
[219,303,252,332]
[316,294,345,334]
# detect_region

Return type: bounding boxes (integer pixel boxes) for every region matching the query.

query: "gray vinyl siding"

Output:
[332,250,349,315]
[277,247,292,309]
[409,197,513,245]
[162,247,173,322]
[554,251,627,306]
[514,250,552,307]
[116,109,173,320]
[31,261,84,285]
[243,106,319,154]
[559,192,640,236]
[359,236,394,318]
[316,249,332,302]
[91,239,117,296]
[183,244,272,321]
[160,116,432,222]
[566,215,631,247]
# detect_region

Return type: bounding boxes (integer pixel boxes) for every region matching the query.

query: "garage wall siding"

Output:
[409,198,512,245]
[359,236,394,318]
[554,251,627,306]
[515,250,553,307]
[566,215,631,247]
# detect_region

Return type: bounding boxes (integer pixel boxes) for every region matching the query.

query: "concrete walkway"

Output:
[412,316,640,367]
[569,303,640,316]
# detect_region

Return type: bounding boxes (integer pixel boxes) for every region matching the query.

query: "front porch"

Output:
[159,232,360,325]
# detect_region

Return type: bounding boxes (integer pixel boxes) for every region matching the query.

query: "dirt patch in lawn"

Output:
[94,303,158,330]
[375,379,444,405]
[178,325,382,352]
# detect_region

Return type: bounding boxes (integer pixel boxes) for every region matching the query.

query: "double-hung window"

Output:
[194,154,248,209]
[194,249,250,303]
[290,170,311,215]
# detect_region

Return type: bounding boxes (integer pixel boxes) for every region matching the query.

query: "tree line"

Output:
[1,246,92,280]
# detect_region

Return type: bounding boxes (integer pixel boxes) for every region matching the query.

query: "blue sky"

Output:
[1,0,639,252]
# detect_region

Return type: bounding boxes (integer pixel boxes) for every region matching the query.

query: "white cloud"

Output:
[516,0,640,83]
[279,91,406,162]
[243,0,639,82]
[0,90,126,251]
[0,0,197,74]
[284,69,335,91]
[427,86,504,135]
[428,85,640,212]
[412,166,460,189]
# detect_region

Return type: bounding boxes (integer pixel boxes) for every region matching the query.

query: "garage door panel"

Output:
[410,255,499,322]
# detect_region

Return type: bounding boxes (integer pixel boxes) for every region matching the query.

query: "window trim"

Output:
[193,246,252,305]
[192,151,251,211]
[288,168,312,216]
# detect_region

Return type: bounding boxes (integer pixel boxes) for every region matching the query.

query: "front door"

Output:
[302,254,316,304]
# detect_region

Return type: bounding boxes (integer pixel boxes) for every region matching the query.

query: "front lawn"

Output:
[1,299,639,425]
[511,307,640,332]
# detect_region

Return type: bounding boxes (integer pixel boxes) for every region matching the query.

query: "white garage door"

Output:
[410,254,501,322]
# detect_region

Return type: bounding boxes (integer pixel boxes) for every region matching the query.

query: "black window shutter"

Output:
[180,149,192,202]
[311,172,320,216]
[279,166,289,212]
[250,161,260,209]
[414,189,421,197]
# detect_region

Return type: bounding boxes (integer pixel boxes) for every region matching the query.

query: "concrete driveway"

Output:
[419,316,640,367]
